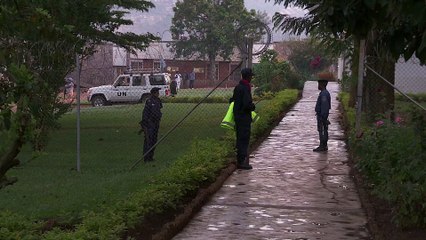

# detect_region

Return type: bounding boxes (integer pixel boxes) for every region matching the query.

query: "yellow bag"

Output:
[220,102,259,130]
[220,102,235,130]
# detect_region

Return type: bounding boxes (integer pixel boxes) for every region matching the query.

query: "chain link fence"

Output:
[361,55,426,125]
[60,44,251,173]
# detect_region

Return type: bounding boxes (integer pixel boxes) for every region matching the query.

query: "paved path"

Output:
[174,81,370,240]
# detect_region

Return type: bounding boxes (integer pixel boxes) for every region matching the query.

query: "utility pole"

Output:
[242,38,254,68]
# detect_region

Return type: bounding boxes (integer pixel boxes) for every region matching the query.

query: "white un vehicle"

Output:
[87,72,171,107]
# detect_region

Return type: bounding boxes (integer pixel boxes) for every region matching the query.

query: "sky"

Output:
[245,0,307,40]
[122,0,307,41]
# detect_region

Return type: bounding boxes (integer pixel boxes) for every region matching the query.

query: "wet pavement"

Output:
[174,81,370,240]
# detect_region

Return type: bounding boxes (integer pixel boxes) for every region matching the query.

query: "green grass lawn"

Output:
[395,99,426,122]
[0,100,270,220]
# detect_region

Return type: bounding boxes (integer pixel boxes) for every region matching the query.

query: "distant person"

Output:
[170,78,178,97]
[313,79,331,152]
[64,77,74,100]
[174,71,182,90]
[188,69,195,89]
[230,68,256,170]
[139,87,163,162]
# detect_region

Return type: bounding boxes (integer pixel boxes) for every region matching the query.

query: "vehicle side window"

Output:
[116,77,125,86]
[133,76,142,86]
[149,75,166,85]
[117,76,130,86]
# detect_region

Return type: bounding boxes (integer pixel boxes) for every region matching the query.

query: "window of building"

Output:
[130,61,143,70]
[168,66,179,72]
[231,65,241,81]
[153,61,161,71]
[194,67,204,73]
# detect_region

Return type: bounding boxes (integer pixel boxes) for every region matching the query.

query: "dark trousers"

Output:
[235,118,251,165]
[144,126,159,161]
[189,80,194,89]
[317,116,329,147]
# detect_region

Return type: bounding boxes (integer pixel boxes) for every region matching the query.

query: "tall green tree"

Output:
[270,0,426,118]
[0,0,158,187]
[170,0,255,83]
[285,39,336,79]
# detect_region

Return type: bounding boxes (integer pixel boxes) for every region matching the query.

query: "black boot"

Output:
[313,140,328,152]
[237,157,253,170]
[313,146,327,152]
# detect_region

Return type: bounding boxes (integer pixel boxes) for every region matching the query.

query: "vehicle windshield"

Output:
[115,76,130,86]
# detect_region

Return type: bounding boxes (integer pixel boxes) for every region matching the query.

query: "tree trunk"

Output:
[364,60,395,121]
[363,32,396,122]
[0,98,30,188]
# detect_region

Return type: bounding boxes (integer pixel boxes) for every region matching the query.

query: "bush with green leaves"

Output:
[253,50,304,96]
[342,94,426,228]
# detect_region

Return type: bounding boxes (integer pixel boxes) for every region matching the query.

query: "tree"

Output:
[0,0,158,187]
[271,0,426,63]
[270,0,426,118]
[170,0,255,83]
[253,49,304,94]
[284,39,336,80]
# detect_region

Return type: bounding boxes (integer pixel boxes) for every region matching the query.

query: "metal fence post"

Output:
[76,53,81,172]
[355,39,366,136]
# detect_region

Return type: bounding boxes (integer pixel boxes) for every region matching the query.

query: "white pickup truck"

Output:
[87,73,171,107]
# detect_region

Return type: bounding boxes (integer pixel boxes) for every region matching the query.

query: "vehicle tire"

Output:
[91,95,107,107]
[139,94,150,103]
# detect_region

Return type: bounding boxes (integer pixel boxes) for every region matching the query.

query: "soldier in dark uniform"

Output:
[140,87,163,162]
[170,78,177,97]
[313,79,331,152]
[230,68,256,170]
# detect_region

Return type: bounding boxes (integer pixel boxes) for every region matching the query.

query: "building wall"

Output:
[74,44,244,89]
[159,60,241,88]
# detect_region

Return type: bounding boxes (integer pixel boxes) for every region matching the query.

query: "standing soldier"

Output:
[64,77,74,101]
[230,68,256,170]
[170,77,178,97]
[188,68,196,89]
[313,79,331,152]
[140,87,163,162]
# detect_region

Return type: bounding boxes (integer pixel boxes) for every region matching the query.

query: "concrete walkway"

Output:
[174,81,370,240]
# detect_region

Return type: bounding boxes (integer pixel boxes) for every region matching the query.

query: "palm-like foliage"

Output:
[270,0,426,63]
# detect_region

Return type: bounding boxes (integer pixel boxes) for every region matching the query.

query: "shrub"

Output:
[253,50,304,95]
[342,93,426,228]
